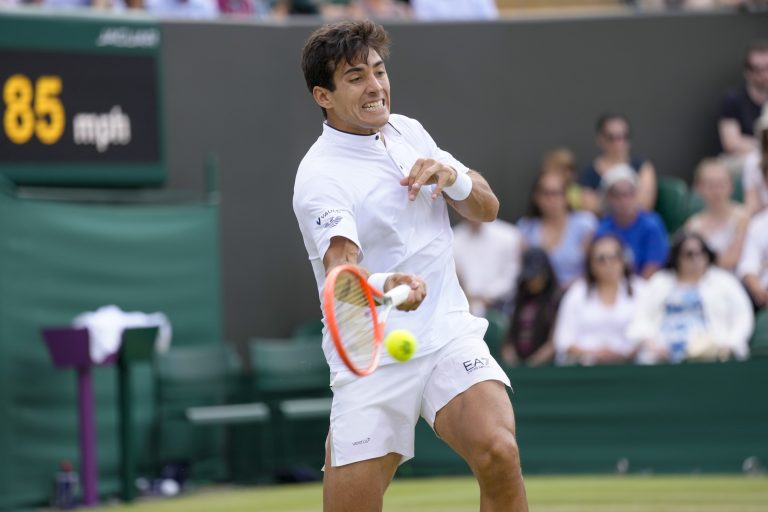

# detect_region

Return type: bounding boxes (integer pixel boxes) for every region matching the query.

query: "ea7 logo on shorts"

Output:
[316,209,343,229]
[463,357,490,373]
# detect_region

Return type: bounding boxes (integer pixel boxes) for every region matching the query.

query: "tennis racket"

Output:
[323,264,412,376]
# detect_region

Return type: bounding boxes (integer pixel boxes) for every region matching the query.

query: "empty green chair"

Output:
[247,337,330,472]
[654,176,690,235]
[484,308,510,361]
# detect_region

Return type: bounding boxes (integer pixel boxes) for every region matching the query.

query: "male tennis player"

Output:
[293,20,528,512]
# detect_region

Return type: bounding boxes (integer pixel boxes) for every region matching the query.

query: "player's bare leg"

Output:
[322,435,401,512]
[434,380,529,512]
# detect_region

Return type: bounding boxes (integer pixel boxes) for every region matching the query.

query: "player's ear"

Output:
[312,86,334,110]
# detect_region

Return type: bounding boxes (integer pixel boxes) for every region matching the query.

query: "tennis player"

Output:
[293,20,529,512]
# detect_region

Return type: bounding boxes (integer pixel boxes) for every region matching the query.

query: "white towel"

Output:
[72,304,172,363]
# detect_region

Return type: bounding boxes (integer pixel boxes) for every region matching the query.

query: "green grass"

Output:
[92,475,768,512]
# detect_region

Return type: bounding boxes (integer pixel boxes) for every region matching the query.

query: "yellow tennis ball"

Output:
[385,329,418,362]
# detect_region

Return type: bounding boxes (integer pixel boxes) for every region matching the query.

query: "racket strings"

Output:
[333,273,376,368]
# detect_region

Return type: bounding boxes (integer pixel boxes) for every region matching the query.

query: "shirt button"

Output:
[375,135,380,140]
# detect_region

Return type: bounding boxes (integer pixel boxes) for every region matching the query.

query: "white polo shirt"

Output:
[737,209,768,288]
[293,114,488,372]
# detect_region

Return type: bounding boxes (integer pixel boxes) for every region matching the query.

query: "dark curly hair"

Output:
[301,20,390,117]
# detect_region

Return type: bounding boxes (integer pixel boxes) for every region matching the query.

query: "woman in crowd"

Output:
[685,158,749,271]
[579,113,657,214]
[554,235,645,365]
[743,105,768,215]
[629,232,754,363]
[517,170,597,286]
[501,248,561,367]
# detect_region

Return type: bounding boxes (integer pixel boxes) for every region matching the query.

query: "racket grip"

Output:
[384,284,412,307]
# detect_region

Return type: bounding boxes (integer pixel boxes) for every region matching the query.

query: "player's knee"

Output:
[473,430,521,477]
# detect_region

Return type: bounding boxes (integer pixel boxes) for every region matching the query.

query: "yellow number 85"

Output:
[3,74,65,145]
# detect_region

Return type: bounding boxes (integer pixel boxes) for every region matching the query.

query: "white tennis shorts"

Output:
[327,335,511,468]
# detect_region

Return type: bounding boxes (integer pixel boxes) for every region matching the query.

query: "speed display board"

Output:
[0,14,164,186]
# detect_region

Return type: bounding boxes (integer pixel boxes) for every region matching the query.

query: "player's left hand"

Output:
[400,158,457,201]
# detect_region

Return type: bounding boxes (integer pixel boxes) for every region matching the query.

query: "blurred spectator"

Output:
[145,0,217,17]
[718,41,768,173]
[541,147,583,210]
[272,0,344,16]
[453,219,524,317]
[743,102,768,215]
[579,113,657,214]
[501,247,561,367]
[554,235,644,366]
[409,0,497,20]
[630,232,754,363]
[596,163,669,279]
[517,170,597,286]
[348,0,410,18]
[685,158,749,271]
[738,208,768,309]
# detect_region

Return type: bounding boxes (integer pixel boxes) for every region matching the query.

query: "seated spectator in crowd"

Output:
[685,158,749,271]
[409,0,498,20]
[738,207,768,309]
[501,247,561,367]
[145,0,217,17]
[541,147,583,210]
[347,0,411,18]
[630,232,754,364]
[579,113,657,214]
[718,40,768,174]
[554,235,645,366]
[743,103,768,215]
[596,163,669,279]
[453,218,524,317]
[518,170,597,286]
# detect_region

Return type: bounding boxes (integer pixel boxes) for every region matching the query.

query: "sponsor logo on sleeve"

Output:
[316,209,344,229]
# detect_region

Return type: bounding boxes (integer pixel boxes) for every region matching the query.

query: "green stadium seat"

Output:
[290,318,324,338]
[154,343,270,481]
[247,337,331,473]
[654,176,690,235]
[484,308,509,360]
[749,310,768,358]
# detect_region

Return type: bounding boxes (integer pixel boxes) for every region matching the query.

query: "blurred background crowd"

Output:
[0,0,767,20]
[454,39,768,367]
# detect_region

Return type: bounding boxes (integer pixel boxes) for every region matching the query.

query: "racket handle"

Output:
[383,284,412,307]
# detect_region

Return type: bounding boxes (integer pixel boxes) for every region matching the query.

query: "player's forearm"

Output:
[446,171,499,222]
[323,236,362,274]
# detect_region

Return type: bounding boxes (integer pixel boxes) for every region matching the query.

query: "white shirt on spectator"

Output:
[145,0,217,18]
[743,150,768,212]
[293,115,487,372]
[410,0,498,20]
[738,209,768,288]
[553,277,645,365]
[453,219,523,316]
[628,267,754,360]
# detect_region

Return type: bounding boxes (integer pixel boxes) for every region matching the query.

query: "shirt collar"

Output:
[321,121,400,148]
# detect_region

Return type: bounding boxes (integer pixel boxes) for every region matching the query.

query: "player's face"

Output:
[320,50,390,135]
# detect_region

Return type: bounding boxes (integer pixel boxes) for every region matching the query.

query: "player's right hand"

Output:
[384,273,427,311]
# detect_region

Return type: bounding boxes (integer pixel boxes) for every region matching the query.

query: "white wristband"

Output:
[444,170,473,201]
[367,272,393,292]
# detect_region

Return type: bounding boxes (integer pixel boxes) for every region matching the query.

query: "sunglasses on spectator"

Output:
[680,249,705,260]
[536,187,564,197]
[603,132,629,142]
[593,252,621,264]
